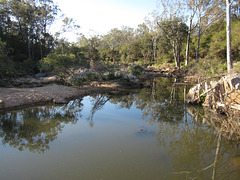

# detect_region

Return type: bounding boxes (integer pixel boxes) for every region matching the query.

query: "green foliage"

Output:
[107,71,123,80]
[187,19,240,78]
[86,72,98,81]
[129,65,144,76]
[0,0,239,78]
[0,0,58,77]
[192,20,240,63]
[189,57,227,80]
[156,17,188,67]
[107,71,116,80]
[18,58,38,75]
[68,74,85,87]
[40,53,76,73]
[0,39,10,77]
[231,21,240,61]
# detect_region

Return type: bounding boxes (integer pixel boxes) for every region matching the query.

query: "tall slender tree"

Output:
[157,18,188,68]
[226,0,233,73]
[194,0,224,63]
[184,0,198,66]
[157,0,188,68]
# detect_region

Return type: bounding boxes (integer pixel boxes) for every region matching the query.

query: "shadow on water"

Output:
[0,77,240,179]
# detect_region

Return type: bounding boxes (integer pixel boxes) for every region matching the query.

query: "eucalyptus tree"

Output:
[0,0,11,35]
[226,0,234,73]
[37,0,59,58]
[0,39,11,77]
[8,0,58,60]
[231,0,240,19]
[100,28,121,64]
[157,0,188,68]
[184,0,198,65]
[118,26,134,62]
[157,18,188,68]
[193,0,224,63]
[135,23,154,64]
[100,27,134,64]
[0,0,58,75]
[87,35,100,61]
[144,16,160,64]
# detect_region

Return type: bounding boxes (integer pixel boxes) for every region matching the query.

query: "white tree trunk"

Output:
[185,19,192,66]
[195,19,201,64]
[172,41,178,68]
[226,0,233,73]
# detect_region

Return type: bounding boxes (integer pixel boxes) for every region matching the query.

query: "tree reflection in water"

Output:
[185,106,240,180]
[0,98,84,153]
[110,77,240,179]
[87,94,110,127]
[0,77,240,179]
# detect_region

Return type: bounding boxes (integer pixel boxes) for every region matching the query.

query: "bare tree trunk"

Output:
[226,0,233,74]
[185,18,192,66]
[195,18,201,64]
[28,29,31,60]
[177,44,180,69]
[40,41,43,59]
[173,41,178,68]
[153,37,157,64]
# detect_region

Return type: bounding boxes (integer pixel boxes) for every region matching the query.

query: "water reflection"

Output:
[185,106,240,179]
[109,78,240,179]
[87,94,110,127]
[0,78,239,179]
[0,98,84,153]
[109,78,186,123]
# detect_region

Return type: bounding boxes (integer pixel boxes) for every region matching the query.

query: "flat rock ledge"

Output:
[0,83,123,112]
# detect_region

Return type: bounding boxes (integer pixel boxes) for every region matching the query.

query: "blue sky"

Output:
[52,0,158,41]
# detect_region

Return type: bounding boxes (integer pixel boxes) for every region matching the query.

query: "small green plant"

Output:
[107,71,123,80]
[86,72,98,80]
[107,71,116,80]
[129,65,144,76]
[68,74,85,86]
[40,53,76,73]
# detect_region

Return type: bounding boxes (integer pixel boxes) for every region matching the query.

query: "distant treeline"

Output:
[0,0,239,78]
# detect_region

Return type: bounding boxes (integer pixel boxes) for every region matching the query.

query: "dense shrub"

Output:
[107,71,123,80]
[40,53,76,73]
[86,72,98,81]
[129,65,144,76]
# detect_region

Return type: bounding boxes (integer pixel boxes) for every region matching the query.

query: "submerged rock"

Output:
[133,127,153,136]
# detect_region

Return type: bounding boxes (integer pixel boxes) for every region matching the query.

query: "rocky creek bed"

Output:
[0,66,187,112]
[3,67,239,141]
[0,83,127,112]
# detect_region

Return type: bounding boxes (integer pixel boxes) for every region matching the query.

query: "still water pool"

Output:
[0,78,240,180]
